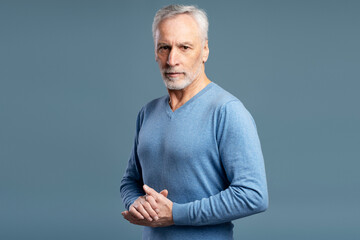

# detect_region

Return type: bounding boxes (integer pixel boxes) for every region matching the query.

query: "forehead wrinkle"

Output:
[156,33,199,48]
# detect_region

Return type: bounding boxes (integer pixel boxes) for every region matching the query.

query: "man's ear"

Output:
[154,40,159,62]
[202,40,209,63]
[155,48,158,62]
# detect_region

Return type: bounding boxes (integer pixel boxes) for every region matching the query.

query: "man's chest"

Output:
[137,112,218,165]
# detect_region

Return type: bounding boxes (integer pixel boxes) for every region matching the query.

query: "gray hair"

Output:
[152,4,209,42]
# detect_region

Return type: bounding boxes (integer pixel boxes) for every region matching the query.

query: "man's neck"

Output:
[167,73,211,112]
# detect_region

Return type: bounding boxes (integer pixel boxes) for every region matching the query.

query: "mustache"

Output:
[162,68,185,74]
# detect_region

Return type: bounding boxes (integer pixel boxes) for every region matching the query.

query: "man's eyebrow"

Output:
[178,42,194,47]
[157,42,169,47]
[157,42,194,47]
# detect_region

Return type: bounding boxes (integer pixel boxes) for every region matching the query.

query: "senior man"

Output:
[120,4,268,240]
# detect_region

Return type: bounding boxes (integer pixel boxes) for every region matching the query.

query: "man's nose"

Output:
[166,49,179,66]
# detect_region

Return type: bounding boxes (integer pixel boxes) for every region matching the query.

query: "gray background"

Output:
[1,0,359,239]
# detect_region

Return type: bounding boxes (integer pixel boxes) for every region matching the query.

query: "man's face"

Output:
[154,14,209,90]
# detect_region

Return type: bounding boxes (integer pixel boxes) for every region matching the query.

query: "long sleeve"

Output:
[172,100,268,226]
[120,108,146,210]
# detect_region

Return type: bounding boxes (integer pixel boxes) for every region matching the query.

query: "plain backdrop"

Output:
[1,0,359,239]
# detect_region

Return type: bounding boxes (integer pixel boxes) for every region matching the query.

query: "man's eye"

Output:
[159,46,170,51]
[182,46,189,50]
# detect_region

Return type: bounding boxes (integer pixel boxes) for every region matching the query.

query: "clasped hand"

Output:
[121,185,174,227]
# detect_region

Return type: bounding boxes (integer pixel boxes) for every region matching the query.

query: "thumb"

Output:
[160,189,168,198]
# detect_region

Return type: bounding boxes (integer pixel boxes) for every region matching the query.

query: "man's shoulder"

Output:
[207,82,244,108]
[138,95,167,115]
[145,95,167,108]
[210,83,256,128]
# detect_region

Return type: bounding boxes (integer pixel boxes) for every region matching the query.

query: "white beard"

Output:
[163,75,193,90]
[162,60,203,90]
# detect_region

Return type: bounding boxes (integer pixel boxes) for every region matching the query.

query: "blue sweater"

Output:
[120,82,268,240]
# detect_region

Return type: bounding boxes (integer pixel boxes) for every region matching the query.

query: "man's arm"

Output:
[119,144,145,210]
[171,100,268,226]
[120,108,159,221]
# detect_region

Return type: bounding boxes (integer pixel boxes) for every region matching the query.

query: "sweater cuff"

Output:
[172,202,191,225]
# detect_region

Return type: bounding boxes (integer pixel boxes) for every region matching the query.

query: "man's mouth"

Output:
[165,72,183,78]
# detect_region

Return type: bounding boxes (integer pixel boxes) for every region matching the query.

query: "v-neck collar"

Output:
[165,82,214,118]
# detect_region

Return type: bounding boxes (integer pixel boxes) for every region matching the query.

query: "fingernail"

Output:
[154,216,159,221]
[144,185,148,190]
[148,217,153,221]
[155,209,160,213]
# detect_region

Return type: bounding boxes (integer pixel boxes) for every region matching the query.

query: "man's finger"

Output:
[123,211,136,223]
[160,189,168,198]
[145,195,160,213]
[133,203,153,221]
[129,205,145,220]
[123,211,141,224]
[143,201,159,220]
[143,185,160,200]
[123,211,154,227]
